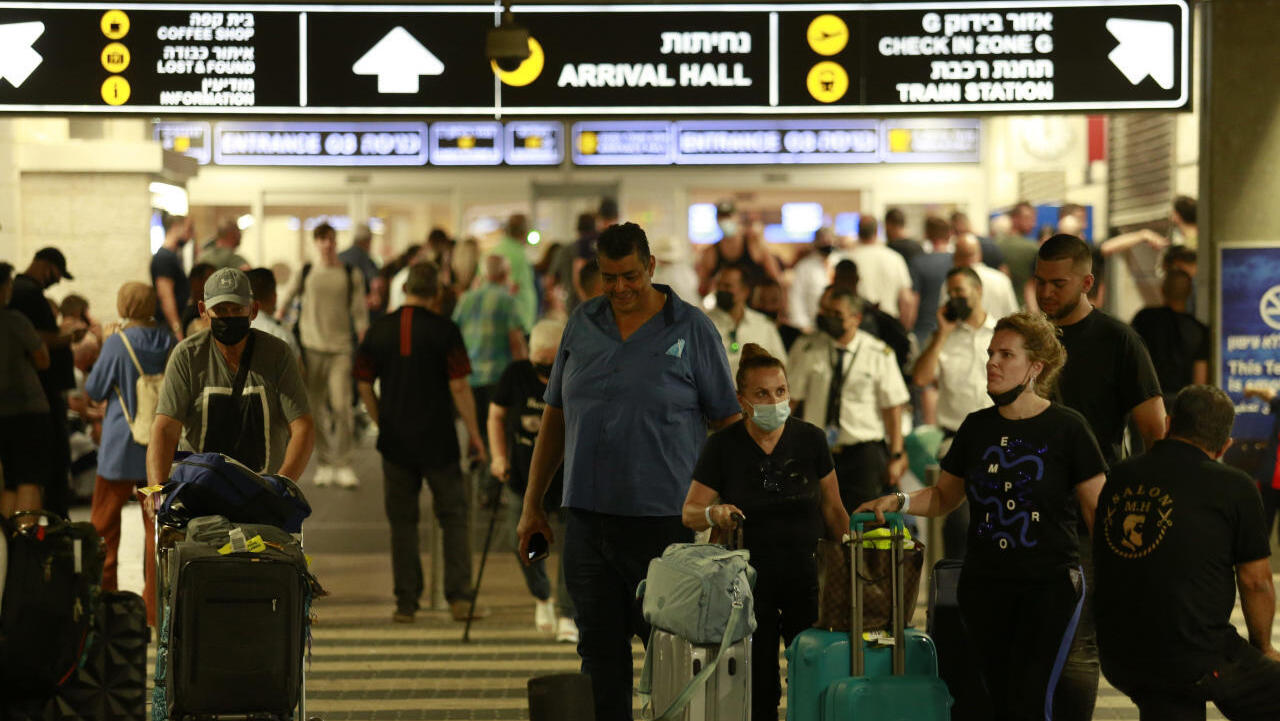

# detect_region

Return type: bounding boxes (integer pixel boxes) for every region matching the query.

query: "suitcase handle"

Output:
[847,513,907,677]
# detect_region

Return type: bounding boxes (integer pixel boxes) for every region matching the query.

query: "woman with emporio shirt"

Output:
[683,343,848,721]
[857,311,1107,721]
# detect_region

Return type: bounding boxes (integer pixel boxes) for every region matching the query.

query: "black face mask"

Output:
[759,309,779,321]
[210,316,252,345]
[817,245,834,257]
[943,296,973,323]
[989,372,1034,407]
[532,363,554,378]
[816,313,845,339]
[714,291,736,312]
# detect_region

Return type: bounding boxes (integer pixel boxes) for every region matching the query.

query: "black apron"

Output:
[202,333,268,472]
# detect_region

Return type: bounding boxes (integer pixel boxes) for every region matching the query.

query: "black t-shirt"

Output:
[7,274,73,394]
[693,417,834,555]
[354,306,471,469]
[941,403,1107,579]
[1130,306,1210,399]
[887,237,923,267]
[1095,440,1270,683]
[491,360,564,507]
[150,247,189,327]
[1056,309,1162,465]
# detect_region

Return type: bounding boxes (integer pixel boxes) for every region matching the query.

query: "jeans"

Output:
[562,508,691,721]
[305,349,354,468]
[1106,635,1280,721]
[1053,528,1099,721]
[381,458,473,610]
[507,487,574,618]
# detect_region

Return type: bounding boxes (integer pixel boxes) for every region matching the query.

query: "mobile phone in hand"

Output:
[526,532,550,563]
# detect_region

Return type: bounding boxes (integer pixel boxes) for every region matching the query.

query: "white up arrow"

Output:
[1106,18,1175,90]
[352,27,444,94]
[0,21,46,88]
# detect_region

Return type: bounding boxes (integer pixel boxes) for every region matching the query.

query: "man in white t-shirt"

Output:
[941,234,1019,322]
[831,215,916,328]
[788,228,834,333]
[291,223,369,489]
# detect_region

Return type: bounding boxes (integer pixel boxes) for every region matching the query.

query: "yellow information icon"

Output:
[577,131,598,156]
[101,42,130,73]
[806,61,849,103]
[101,75,130,105]
[492,37,545,87]
[888,128,913,153]
[100,10,129,39]
[807,14,848,56]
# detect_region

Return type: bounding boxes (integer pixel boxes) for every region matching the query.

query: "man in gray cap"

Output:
[147,268,314,487]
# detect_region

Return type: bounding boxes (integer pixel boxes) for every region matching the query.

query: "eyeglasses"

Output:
[759,457,804,494]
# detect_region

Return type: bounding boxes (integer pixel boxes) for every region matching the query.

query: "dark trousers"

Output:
[750,549,818,721]
[832,441,889,513]
[42,392,71,518]
[958,567,1085,721]
[381,458,473,610]
[562,508,691,721]
[1106,635,1280,721]
[1053,527,1099,721]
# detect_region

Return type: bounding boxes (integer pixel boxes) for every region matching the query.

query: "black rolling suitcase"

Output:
[161,542,306,721]
[6,591,149,721]
[926,559,991,721]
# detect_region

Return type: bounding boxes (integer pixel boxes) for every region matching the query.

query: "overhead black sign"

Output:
[0,2,1190,114]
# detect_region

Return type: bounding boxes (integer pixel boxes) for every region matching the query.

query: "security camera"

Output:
[487,8,530,72]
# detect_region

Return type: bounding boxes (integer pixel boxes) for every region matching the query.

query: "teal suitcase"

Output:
[819,513,951,721]
[786,627,938,721]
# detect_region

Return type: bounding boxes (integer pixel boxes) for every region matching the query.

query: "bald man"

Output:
[940,235,1020,321]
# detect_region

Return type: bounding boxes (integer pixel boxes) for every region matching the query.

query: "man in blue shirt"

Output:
[517,222,741,721]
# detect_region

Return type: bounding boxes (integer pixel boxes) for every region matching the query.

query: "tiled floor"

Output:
[94,439,1240,721]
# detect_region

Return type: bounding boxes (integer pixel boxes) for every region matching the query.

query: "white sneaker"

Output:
[313,466,335,488]
[335,466,359,489]
[534,599,556,632]
[555,617,579,644]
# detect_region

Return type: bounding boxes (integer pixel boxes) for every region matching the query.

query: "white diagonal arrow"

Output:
[0,21,45,88]
[1106,18,1175,90]
[352,26,444,94]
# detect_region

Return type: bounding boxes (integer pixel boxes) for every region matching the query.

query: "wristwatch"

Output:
[894,490,909,512]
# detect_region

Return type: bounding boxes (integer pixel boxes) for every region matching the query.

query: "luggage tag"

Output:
[217,528,266,555]
[863,630,894,646]
[139,485,164,497]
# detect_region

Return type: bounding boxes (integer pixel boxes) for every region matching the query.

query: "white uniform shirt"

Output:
[788,330,910,446]
[939,263,1019,322]
[832,244,912,318]
[935,313,996,431]
[708,306,788,378]
[788,253,830,332]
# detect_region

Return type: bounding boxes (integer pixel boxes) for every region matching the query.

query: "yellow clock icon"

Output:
[807,14,848,56]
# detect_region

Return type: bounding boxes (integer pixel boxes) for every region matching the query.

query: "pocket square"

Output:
[666,338,686,358]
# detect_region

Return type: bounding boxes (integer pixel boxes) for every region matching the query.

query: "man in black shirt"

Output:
[1130,269,1210,406]
[151,213,193,337]
[1096,385,1280,720]
[1034,233,1166,721]
[7,247,84,518]
[354,262,487,624]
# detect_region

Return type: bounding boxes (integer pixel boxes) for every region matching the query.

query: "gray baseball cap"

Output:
[203,267,253,308]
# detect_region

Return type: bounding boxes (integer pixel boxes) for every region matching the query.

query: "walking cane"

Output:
[463,481,504,643]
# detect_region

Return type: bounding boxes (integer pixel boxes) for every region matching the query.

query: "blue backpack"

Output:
[159,453,311,533]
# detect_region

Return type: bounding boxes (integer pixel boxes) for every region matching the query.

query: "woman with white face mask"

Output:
[683,342,849,721]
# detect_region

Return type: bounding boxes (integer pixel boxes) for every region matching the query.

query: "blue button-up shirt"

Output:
[546,284,740,517]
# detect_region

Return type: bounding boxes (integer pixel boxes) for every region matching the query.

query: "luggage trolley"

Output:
[151,476,316,721]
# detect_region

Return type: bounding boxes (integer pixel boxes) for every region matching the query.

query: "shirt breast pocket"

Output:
[849,371,875,402]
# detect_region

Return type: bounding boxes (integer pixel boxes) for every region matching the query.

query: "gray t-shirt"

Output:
[0,309,49,416]
[155,329,310,473]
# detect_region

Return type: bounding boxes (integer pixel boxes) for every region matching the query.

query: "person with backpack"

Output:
[289,222,368,489]
[84,282,175,625]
